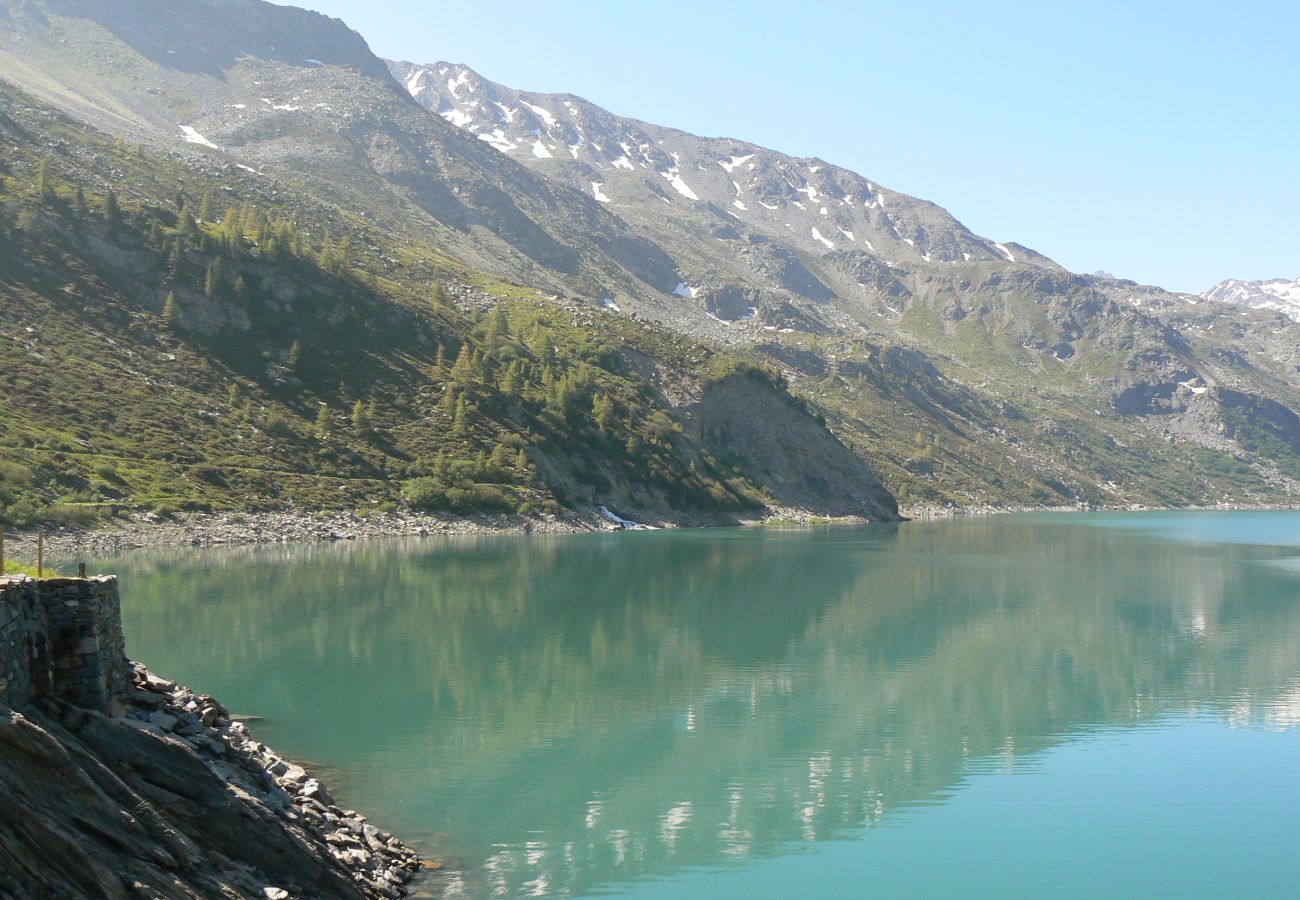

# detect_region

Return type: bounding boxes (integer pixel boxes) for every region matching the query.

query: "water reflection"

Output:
[93,513,1300,897]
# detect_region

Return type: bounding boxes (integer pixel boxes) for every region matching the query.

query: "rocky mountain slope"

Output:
[1202,276,1300,321]
[0,0,1297,516]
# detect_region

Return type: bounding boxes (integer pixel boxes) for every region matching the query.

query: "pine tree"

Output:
[177,205,195,236]
[450,344,474,383]
[198,190,214,222]
[485,306,509,346]
[593,394,615,433]
[233,275,249,307]
[453,397,470,435]
[73,186,86,216]
[514,449,530,474]
[352,400,369,434]
[500,360,524,397]
[228,383,241,407]
[489,442,512,471]
[205,257,223,298]
[314,404,332,437]
[163,291,180,327]
[36,157,50,199]
[434,343,447,372]
[169,237,184,276]
[104,190,120,228]
[173,190,185,210]
[431,282,449,308]
[287,340,302,369]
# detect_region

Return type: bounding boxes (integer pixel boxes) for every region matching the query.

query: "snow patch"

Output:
[732,200,747,210]
[478,129,517,153]
[673,282,698,299]
[591,181,611,203]
[992,242,1016,263]
[811,227,834,250]
[601,298,621,312]
[837,227,855,242]
[493,102,518,123]
[179,125,219,149]
[302,58,324,67]
[661,171,699,201]
[447,69,471,98]
[759,201,779,210]
[611,155,634,171]
[598,506,656,530]
[718,153,754,173]
[441,107,474,128]
[532,140,553,159]
[523,101,557,128]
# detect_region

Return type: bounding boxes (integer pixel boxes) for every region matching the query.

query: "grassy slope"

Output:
[0,83,878,526]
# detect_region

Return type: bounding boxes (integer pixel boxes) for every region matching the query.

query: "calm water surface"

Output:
[84,512,1300,897]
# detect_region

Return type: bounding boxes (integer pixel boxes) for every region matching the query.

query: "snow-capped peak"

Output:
[1202,276,1300,321]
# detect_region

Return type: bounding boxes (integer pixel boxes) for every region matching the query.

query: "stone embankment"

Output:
[0,575,425,898]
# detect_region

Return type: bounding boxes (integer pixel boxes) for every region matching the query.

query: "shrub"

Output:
[189,462,224,485]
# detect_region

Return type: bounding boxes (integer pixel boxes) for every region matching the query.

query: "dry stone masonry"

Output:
[0,575,127,713]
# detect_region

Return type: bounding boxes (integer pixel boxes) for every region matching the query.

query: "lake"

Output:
[84,512,1300,897]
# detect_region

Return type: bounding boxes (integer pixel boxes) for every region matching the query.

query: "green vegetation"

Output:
[0,83,809,526]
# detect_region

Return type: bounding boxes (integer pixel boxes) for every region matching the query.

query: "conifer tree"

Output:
[104,190,120,228]
[36,157,50,199]
[163,292,180,327]
[287,340,302,369]
[205,257,223,298]
[453,397,470,435]
[315,404,332,437]
[228,383,241,407]
[169,237,184,276]
[352,400,369,434]
[198,190,214,222]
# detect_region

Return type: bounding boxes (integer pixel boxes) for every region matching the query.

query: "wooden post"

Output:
[0,524,5,575]
[36,529,43,578]
[78,562,86,579]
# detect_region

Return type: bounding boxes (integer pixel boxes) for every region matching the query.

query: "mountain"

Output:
[0,0,1298,521]
[388,59,1055,328]
[1202,277,1300,321]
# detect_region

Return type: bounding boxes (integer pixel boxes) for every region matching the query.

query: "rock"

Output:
[263,888,289,900]
[299,778,334,806]
[148,710,179,731]
[143,672,176,693]
[200,705,221,727]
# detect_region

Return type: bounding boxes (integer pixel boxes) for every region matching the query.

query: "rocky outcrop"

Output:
[0,577,422,899]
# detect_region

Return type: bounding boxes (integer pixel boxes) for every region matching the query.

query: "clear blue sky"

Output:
[296,0,1298,293]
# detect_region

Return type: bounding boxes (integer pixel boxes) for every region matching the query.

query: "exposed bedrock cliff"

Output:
[0,576,422,899]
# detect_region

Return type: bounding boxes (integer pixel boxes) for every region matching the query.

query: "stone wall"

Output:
[0,575,128,714]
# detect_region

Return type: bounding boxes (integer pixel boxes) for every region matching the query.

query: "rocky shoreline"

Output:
[8,500,1300,564]
[119,661,425,898]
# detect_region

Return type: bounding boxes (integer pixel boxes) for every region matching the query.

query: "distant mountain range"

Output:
[1202,277,1300,321]
[0,0,1298,519]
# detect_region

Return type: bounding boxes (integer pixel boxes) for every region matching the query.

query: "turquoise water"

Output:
[84,512,1300,897]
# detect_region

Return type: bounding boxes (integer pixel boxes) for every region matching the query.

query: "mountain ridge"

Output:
[0,0,1298,521]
